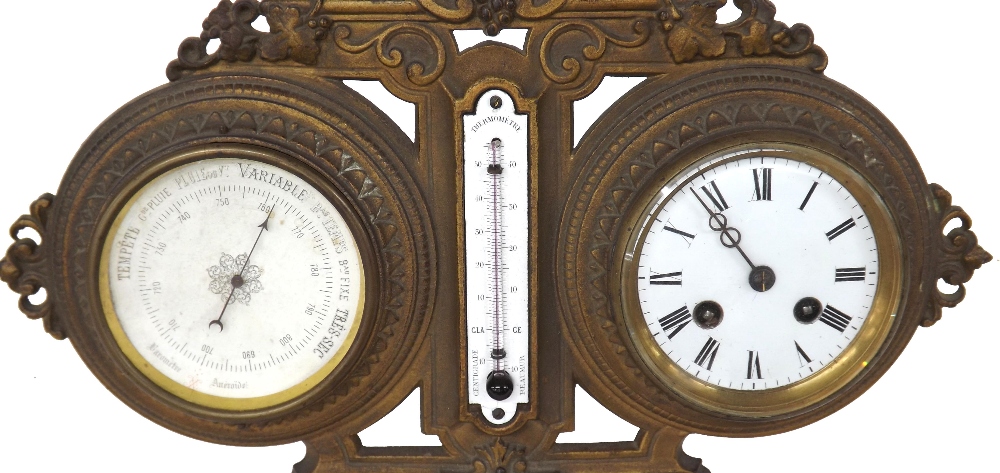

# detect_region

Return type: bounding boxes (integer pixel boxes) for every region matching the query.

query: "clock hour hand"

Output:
[691,188,776,292]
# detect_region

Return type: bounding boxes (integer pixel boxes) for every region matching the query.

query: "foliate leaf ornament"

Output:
[0,194,62,339]
[663,2,727,62]
[205,0,259,62]
[740,19,771,55]
[259,4,331,64]
[925,184,992,326]
[472,438,527,473]
[661,0,828,72]
[167,0,333,81]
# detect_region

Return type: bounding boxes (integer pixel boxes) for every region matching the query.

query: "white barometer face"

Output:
[621,145,901,416]
[100,152,365,411]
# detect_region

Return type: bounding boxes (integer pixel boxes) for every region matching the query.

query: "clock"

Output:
[0,1,993,473]
[617,144,902,417]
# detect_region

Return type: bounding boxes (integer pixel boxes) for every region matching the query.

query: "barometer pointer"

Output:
[209,214,271,332]
[691,188,776,293]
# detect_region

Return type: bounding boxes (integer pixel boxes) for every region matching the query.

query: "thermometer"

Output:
[464,90,529,424]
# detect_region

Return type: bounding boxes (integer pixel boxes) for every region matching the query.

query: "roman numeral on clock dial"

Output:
[663,222,696,247]
[795,341,812,366]
[658,306,691,340]
[826,218,856,241]
[799,182,818,210]
[746,351,763,379]
[649,272,682,286]
[752,168,772,201]
[819,305,853,332]
[835,267,866,282]
[699,181,729,212]
[694,337,721,370]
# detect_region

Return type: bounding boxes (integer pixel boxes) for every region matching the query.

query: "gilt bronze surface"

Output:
[0,1,993,472]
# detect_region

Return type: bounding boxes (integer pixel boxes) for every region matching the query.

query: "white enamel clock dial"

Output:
[100,154,365,410]
[622,145,901,415]
[464,90,530,424]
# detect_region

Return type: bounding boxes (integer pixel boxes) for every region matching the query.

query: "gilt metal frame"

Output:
[0,1,990,472]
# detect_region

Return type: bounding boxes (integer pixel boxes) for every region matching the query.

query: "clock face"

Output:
[99,151,366,411]
[620,144,902,416]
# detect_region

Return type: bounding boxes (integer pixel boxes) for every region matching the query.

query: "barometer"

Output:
[100,149,365,411]
[1,1,992,472]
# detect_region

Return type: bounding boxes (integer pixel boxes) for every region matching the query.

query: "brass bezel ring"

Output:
[614,143,903,418]
[94,144,374,414]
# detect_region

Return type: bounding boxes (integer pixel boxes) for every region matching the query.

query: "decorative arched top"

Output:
[166,0,828,84]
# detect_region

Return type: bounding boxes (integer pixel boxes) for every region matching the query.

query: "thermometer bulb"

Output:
[486,370,514,401]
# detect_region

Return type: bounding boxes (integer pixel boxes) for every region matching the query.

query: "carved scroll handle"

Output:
[0,194,63,339]
[925,184,992,327]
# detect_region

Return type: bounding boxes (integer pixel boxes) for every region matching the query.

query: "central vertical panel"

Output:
[463,90,530,425]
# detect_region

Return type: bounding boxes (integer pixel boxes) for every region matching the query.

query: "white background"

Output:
[1,1,995,472]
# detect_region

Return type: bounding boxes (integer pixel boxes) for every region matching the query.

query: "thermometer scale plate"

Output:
[463,90,529,425]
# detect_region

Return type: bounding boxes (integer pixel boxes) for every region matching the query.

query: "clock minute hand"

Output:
[691,188,776,293]
[691,187,757,270]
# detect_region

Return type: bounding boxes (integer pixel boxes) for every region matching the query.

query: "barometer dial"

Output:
[620,144,902,417]
[100,153,365,411]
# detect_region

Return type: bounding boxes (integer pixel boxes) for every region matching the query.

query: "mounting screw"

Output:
[490,96,503,109]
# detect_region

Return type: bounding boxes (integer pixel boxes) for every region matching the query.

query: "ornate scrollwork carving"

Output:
[166,0,333,81]
[333,24,446,86]
[515,0,567,20]
[541,19,651,84]
[472,438,527,473]
[1,194,62,339]
[660,0,827,72]
[415,0,475,22]
[414,0,565,23]
[925,184,992,327]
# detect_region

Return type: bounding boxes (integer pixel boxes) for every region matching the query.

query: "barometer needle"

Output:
[209,213,270,332]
